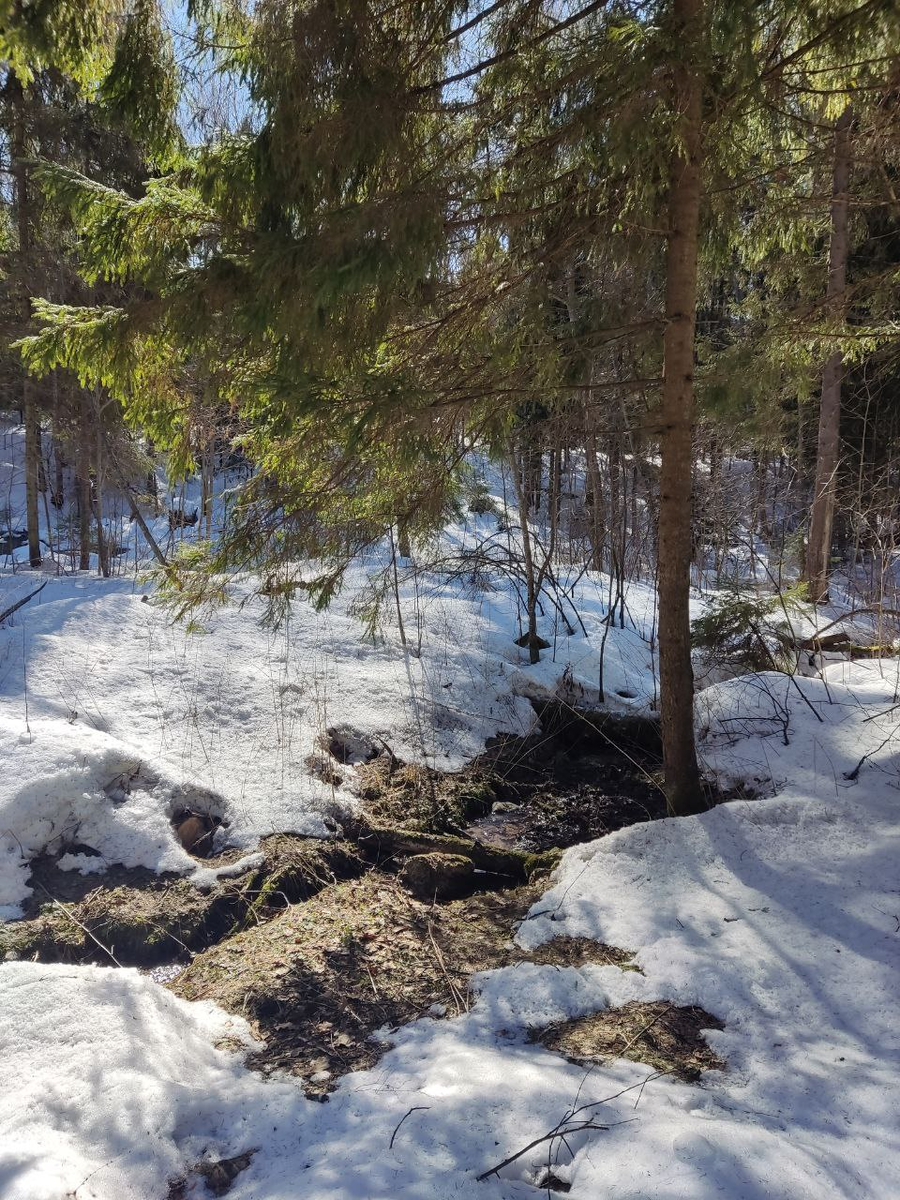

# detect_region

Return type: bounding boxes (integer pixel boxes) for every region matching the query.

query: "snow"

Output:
[0,507,670,910]
[2,659,899,1197]
[0,962,266,1199]
[4,416,900,1195]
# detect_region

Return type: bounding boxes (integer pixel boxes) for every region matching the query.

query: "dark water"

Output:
[467,748,666,853]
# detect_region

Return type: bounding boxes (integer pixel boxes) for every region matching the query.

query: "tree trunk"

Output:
[9,70,41,568]
[657,0,704,817]
[528,440,542,512]
[77,394,93,570]
[53,436,65,508]
[510,445,541,663]
[805,107,852,604]
[146,438,159,515]
[24,389,42,567]
[608,429,624,619]
[78,480,92,571]
[93,411,110,578]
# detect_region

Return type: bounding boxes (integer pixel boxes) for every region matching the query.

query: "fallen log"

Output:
[798,632,895,658]
[343,816,561,881]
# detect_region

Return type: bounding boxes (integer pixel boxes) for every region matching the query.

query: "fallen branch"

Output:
[798,632,894,657]
[798,607,900,645]
[476,1118,634,1182]
[476,1074,660,1182]
[0,579,47,626]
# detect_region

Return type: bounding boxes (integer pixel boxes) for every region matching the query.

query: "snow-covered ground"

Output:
[3,659,899,1198]
[0,514,671,914]
[4,416,900,1197]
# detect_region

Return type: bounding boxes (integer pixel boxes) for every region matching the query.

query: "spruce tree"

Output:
[15,0,900,810]
[1,0,178,570]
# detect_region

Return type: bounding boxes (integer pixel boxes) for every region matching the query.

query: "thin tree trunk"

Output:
[608,429,624,617]
[77,415,92,571]
[528,440,542,513]
[200,427,214,539]
[93,413,110,578]
[657,0,704,817]
[805,107,852,604]
[146,438,159,515]
[24,391,41,567]
[584,428,606,572]
[510,445,541,663]
[548,445,561,559]
[53,436,65,508]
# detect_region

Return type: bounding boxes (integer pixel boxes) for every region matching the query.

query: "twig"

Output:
[67,1149,130,1197]
[364,961,380,1000]
[476,1073,662,1182]
[843,729,897,781]
[389,1106,431,1150]
[476,1118,635,1182]
[36,883,123,967]
[426,918,468,1014]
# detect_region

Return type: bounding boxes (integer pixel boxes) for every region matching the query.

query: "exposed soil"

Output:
[468,749,666,852]
[353,755,499,833]
[0,836,364,967]
[536,1001,726,1082]
[171,872,621,1097]
[355,702,668,855]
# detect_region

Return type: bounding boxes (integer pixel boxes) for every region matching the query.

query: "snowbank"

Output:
[0,962,268,1199]
[0,713,267,918]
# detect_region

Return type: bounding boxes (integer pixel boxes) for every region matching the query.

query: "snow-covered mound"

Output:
[0,962,269,1199]
[0,714,269,918]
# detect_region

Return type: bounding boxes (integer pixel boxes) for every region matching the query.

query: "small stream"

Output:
[463,703,667,853]
[467,750,666,853]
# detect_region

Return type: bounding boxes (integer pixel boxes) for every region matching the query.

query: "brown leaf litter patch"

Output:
[525,936,638,970]
[537,1000,725,1082]
[1,836,363,967]
[354,755,498,833]
[169,872,635,1098]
